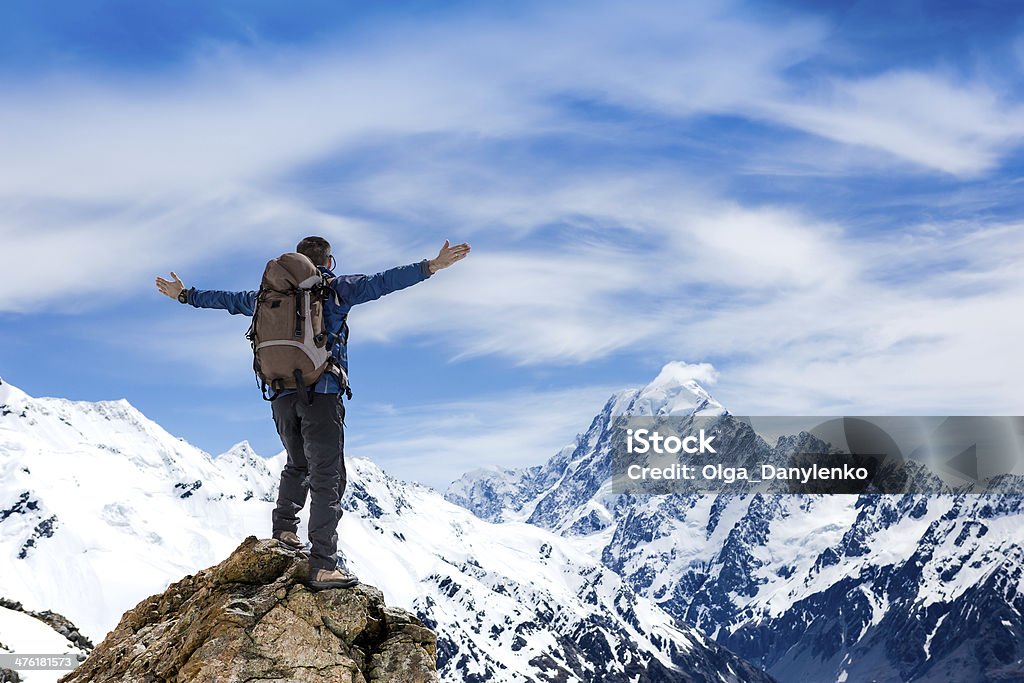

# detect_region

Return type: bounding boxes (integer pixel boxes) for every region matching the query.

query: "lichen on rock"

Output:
[61,536,438,683]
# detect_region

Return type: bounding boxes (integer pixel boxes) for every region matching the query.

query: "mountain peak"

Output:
[628,361,725,416]
[0,376,30,405]
[221,440,257,459]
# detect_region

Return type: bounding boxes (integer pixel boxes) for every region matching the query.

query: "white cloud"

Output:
[0,10,1010,226]
[652,361,719,388]
[349,246,661,364]
[761,71,1024,176]
[2,0,1023,422]
[330,171,869,363]
[62,158,1023,418]
[0,0,1015,207]
[0,189,399,312]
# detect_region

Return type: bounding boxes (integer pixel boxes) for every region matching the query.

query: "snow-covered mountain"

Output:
[0,377,775,683]
[340,459,774,682]
[0,379,275,643]
[446,362,1024,683]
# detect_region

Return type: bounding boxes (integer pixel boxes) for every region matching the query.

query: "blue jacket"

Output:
[189,260,433,394]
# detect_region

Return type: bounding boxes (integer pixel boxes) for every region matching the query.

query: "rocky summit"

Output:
[61,536,438,683]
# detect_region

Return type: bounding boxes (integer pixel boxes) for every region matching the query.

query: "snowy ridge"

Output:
[0,379,775,683]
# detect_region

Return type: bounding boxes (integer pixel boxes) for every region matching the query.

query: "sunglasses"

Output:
[328,255,336,270]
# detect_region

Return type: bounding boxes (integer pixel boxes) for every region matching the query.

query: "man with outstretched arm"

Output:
[156,237,470,588]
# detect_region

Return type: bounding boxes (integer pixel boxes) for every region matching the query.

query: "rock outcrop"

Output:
[0,597,95,653]
[0,596,92,683]
[61,536,437,683]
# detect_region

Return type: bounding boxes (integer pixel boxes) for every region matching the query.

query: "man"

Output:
[156,237,470,588]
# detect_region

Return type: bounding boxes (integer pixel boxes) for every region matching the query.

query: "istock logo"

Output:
[626,428,717,454]
[613,415,1024,496]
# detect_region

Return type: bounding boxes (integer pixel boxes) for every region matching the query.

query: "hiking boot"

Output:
[272,530,305,552]
[308,567,360,590]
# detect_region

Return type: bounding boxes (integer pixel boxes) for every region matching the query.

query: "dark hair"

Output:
[296,236,332,267]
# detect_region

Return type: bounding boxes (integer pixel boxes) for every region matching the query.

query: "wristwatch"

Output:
[178,287,192,304]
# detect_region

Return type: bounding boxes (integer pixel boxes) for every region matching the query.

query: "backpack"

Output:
[246,252,348,402]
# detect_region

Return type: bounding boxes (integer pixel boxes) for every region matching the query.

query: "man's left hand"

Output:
[428,240,471,274]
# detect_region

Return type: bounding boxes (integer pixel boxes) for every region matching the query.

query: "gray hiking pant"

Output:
[270,392,347,570]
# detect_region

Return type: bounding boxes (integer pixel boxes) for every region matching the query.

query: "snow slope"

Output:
[0,379,270,639]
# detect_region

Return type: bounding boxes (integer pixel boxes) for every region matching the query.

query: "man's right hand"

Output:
[156,272,186,301]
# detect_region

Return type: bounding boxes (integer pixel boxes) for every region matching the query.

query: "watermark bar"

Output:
[0,653,84,671]
[610,416,1024,495]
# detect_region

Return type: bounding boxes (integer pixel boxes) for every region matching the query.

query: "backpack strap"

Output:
[319,275,353,400]
[293,369,314,406]
[293,290,304,339]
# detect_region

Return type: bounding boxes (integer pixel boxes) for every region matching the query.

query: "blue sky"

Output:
[2,1,1023,489]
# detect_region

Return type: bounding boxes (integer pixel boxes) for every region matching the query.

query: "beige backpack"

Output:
[246,252,345,401]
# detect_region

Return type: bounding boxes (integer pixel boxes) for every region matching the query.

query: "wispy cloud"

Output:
[760,71,1024,176]
[0,189,400,312]
[351,168,1024,412]
[48,156,1024,417]
[0,2,1017,208]
[3,0,1023,431]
